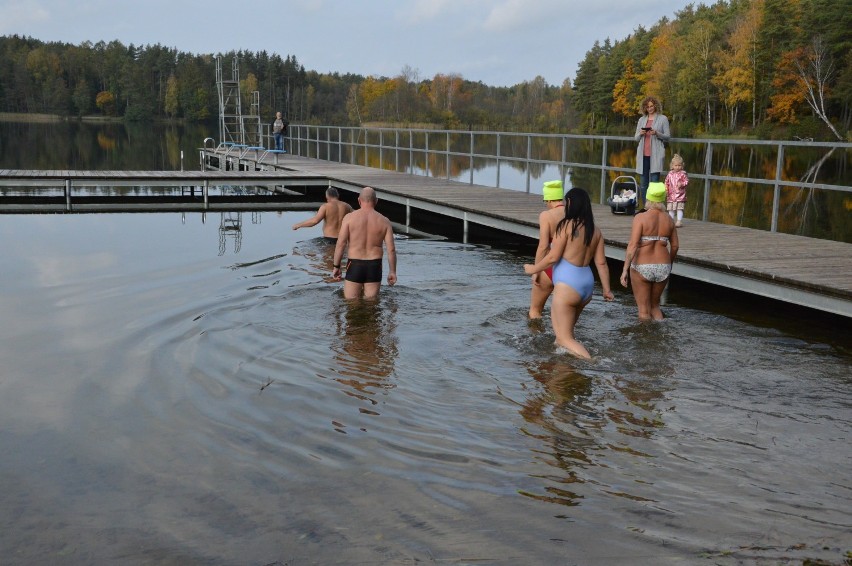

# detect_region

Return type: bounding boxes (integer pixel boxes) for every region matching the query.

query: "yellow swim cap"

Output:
[542,180,564,201]
[646,182,667,202]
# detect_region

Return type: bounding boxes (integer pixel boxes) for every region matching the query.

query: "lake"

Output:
[0,120,850,564]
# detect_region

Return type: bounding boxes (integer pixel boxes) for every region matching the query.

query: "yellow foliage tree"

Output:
[612,58,641,118]
[767,48,807,123]
[712,0,762,128]
[95,90,116,115]
[642,21,679,111]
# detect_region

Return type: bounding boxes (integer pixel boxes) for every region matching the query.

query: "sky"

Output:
[2,0,700,87]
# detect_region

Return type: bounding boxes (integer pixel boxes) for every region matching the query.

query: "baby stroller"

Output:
[606,175,638,215]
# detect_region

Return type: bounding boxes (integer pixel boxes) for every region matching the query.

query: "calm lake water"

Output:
[0,121,850,564]
[0,211,850,565]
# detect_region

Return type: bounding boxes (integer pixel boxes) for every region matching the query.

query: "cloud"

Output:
[0,0,50,33]
[401,0,464,24]
[482,0,564,32]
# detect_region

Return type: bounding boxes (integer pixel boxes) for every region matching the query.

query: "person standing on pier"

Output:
[634,96,670,210]
[524,188,614,359]
[292,187,353,239]
[664,154,689,227]
[332,187,397,300]
[529,180,566,319]
[620,182,679,320]
[272,111,286,151]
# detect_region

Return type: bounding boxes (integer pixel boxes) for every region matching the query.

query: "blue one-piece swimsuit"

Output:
[552,259,594,302]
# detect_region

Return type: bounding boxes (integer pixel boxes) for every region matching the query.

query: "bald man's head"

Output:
[359,186,377,204]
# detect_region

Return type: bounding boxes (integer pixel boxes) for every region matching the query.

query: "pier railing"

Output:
[262,124,851,237]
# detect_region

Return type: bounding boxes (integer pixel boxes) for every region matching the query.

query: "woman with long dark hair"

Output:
[524,188,614,359]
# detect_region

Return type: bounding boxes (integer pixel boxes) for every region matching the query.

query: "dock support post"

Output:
[463,212,469,244]
[771,143,784,233]
[65,179,71,211]
[204,180,209,210]
[405,199,411,228]
[525,135,532,193]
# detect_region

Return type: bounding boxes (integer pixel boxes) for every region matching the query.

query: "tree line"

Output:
[1,0,849,140]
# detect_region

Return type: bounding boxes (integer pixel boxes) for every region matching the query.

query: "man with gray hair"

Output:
[332,187,397,299]
[292,187,353,240]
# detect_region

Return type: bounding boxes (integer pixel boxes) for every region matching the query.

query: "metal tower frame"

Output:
[215,57,262,147]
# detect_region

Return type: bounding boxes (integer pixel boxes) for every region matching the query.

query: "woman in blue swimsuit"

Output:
[524,188,614,359]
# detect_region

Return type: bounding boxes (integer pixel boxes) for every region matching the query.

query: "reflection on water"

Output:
[331,299,398,419]
[0,212,849,564]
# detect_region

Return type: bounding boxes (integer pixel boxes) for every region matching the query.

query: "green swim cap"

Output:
[646,182,667,202]
[542,180,564,201]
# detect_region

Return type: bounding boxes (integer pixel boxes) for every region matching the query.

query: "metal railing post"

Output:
[380,130,384,170]
[409,130,413,175]
[561,136,567,188]
[446,131,451,180]
[469,132,475,185]
[65,179,71,211]
[425,132,430,177]
[395,130,399,172]
[703,142,713,221]
[771,143,784,232]
[526,134,532,193]
[496,133,501,189]
[600,138,608,203]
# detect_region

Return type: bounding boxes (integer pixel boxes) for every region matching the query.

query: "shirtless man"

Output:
[292,187,353,239]
[332,187,397,299]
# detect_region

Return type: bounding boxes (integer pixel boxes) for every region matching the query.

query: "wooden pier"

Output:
[2,151,851,318]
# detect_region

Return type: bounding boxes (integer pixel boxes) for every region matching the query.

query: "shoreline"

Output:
[0,112,187,125]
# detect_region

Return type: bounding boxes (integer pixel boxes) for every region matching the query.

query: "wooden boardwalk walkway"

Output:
[2,155,851,318]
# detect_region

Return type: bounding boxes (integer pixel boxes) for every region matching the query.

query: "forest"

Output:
[0,0,849,141]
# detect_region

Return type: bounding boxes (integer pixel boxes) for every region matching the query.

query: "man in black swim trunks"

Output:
[332,186,397,299]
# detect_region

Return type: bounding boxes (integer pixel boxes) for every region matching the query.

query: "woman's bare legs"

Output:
[529,273,554,319]
[629,269,668,320]
[550,283,593,359]
[649,280,668,320]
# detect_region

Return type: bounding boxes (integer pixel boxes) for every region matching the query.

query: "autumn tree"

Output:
[612,58,642,119]
[95,90,116,115]
[641,21,679,119]
[712,0,762,128]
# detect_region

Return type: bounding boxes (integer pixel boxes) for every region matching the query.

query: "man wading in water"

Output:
[332,186,397,299]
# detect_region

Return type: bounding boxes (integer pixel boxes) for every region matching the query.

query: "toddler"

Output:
[665,154,688,227]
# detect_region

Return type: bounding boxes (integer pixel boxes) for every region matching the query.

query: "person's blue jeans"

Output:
[640,155,660,206]
[274,133,283,151]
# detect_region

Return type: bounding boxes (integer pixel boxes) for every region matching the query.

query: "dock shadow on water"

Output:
[0,213,849,565]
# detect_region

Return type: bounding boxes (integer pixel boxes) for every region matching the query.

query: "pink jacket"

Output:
[665,170,689,202]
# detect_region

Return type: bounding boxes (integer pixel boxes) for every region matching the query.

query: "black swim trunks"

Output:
[345,258,383,284]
